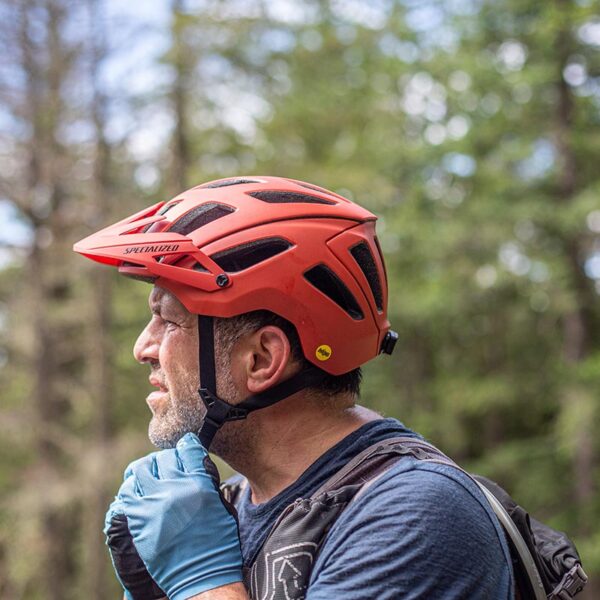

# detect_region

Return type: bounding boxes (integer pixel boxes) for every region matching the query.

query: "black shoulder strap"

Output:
[311,435,449,497]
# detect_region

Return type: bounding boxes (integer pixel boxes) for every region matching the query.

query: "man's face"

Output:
[133,286,205,448]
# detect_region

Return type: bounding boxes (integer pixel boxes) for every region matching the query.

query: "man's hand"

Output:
[104,433,244,600]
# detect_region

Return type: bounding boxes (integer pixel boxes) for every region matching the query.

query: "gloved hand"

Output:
[104,433,243,600]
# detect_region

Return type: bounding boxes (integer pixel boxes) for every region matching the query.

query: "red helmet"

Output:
[74,175,395,375]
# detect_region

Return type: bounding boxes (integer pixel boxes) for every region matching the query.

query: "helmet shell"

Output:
[74,176,390,375]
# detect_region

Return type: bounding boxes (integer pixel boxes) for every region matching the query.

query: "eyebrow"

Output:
[149,290,186,320]
[148,289,167,313]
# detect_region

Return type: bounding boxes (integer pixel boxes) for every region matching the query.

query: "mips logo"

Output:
[315,345,332,361]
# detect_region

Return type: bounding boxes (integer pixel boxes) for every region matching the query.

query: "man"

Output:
[74,176,513,599]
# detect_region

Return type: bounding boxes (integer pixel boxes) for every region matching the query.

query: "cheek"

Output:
[160,332,199,384]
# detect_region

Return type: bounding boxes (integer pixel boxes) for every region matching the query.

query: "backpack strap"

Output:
[357,438,547,600]
[475,480,546,600]
[311,435,448,497]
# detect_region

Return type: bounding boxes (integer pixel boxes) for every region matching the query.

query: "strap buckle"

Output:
[199,388,249,425]
[550,564,588,600]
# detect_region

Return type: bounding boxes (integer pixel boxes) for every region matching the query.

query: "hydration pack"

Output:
[222,437,587,600]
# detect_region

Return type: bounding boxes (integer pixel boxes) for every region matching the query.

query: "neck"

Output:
[213,398,381,504]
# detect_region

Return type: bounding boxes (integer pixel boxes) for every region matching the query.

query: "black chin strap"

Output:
[197,315,327,449]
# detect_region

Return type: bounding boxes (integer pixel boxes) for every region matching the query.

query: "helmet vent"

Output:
[168,254,209,272]
[200,178,261,188]
[350,242,383,312]
[167,203,234,235]
[141,200,184,232]
[158,200,183,215]
[247,190,336,205]
[374,236,388,285]
[304,264,364,320]
[142,220,170,234]
[210,238,292,273]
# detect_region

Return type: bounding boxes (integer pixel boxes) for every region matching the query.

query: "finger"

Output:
[123,452,158,481]
[130,455,160,496]
[154,447,184,480]
[176,432,209,473]
[118,472,141,500]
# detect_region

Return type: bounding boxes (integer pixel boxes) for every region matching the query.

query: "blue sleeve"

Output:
[306,460,514,600]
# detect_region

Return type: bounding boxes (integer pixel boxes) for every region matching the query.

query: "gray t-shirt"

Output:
[236,418,514,599]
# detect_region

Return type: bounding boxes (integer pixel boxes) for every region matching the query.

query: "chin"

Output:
[148,418,179,449]
[148,410,205,450]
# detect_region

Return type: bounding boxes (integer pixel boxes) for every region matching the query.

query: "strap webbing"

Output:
[198,315,216,394]
[237,367,327,412]
[196,315,328,448]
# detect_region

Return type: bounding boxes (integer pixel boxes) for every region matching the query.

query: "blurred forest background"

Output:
[0,0,599,598]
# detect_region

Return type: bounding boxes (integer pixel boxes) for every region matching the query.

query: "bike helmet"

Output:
[74,176,397,447]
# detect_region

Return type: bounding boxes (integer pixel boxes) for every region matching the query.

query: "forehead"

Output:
[148,286,188,314]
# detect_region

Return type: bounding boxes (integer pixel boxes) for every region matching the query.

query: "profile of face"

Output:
[134,285,293,453]
[133,286,207,449]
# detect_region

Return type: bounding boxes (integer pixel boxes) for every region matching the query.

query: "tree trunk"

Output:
[554,0,596,551]
[79,2,114,596]
[20,0,80,596]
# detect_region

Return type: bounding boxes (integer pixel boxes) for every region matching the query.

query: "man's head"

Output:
[134,285,362,449]
[74,176,396,449]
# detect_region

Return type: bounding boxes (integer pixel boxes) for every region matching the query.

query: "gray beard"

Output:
[148,362,238,450]
[148,393,207,449]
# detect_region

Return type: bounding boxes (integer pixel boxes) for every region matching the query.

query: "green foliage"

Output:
[1,0,600,596]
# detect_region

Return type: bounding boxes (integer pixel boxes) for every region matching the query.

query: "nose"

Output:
[133,319,160,364]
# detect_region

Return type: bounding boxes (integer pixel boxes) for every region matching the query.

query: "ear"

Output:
[242,326,294,394]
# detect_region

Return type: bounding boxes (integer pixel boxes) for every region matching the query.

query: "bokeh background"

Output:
[1,0,599,598]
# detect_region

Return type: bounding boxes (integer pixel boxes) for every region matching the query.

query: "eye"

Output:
[153,313,177,327]
[151,310,181,328]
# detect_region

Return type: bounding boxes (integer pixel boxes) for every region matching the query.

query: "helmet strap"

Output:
[196,315,327,448]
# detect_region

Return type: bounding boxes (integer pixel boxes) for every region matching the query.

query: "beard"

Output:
[147,359,239,450]
[148,392,206,449]
[148,368,206,449]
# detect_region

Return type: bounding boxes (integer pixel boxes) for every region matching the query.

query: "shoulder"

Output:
[358,457,504,527]
[334,457,509,548]
[308,457,514,599]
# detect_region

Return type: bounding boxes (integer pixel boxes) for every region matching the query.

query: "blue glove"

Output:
[104,433,243,600]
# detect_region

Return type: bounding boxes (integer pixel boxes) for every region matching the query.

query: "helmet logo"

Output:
[315,345,332,361]
[124,243,180,255]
